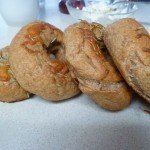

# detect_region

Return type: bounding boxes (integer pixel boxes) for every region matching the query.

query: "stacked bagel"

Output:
[0,18,149,111]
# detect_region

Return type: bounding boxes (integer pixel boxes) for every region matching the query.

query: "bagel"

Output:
[104,18,150,103]
[0,46,29,102]
[64,21,131,111]
[9,21,80,101]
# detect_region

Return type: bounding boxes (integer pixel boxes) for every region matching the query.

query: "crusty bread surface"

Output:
[64,21,131,110]
[104,18,150,103]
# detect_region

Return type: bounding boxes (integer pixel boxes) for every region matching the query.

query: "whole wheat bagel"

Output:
[0,46,29,102]
[64,21,131,111]
[9,21,80,101]
[104,18,150,103]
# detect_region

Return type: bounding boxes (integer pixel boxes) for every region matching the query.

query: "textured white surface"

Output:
[0,1,150,150]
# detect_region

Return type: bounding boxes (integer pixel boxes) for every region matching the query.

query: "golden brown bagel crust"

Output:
[64,21,131,111]
[0,47,29,102]
[9,21,80,101]
[104,18,150,103]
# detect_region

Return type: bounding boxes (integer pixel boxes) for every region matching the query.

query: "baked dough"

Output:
[64,21,131,110]
[0,46,29,102]
[9,21,80,101]
[104,18,150,103]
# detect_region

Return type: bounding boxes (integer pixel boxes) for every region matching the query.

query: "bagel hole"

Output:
[47,41,64,60]
[50,54,56,59]
[48,41,62,53]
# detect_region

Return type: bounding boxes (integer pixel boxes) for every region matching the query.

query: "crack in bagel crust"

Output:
[128,52,150,100]
[142,47,150,53]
